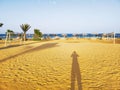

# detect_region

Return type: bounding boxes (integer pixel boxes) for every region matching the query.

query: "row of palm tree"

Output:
[0,23,31,42]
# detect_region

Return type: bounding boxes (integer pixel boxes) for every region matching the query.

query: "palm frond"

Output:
[20,24,31,33]
[0,23,3,27]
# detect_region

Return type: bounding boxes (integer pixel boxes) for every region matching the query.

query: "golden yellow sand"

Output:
[0,39,120,90]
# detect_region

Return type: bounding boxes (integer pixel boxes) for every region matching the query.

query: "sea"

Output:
[0,33,120,39]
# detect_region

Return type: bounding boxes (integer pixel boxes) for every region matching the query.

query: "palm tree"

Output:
[5,29,14,44]
[34,29,42,40]
[20,24,31,41]
[0,23,3,39]
[0,23,3,27]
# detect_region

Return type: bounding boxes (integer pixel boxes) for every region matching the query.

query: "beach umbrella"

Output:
[75,34,80,38]
[62,34,67,38]
[73,34,78,38]
[92,32,98,38]
[94,33,98,38]
[102,33,107,38]
[72,34,76,37]
[106,33,109,40]
[82,33,86,38]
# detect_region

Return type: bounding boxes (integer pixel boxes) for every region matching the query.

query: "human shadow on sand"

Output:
[71,51,82,90]
[0,43,58,63]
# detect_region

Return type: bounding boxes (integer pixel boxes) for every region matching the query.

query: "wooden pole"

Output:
[9,32,11,45]
[5,32,8,46]
[113,32,115,44]
[5,33,7,46]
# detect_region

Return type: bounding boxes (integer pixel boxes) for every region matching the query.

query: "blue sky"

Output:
[0,0,120,34]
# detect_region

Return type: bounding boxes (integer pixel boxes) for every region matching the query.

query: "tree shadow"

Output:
[0,43,58,63]
[0,41,41,50]
[71,51,82,90]
[0,44,22,49]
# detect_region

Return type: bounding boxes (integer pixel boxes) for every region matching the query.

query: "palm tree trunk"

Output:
[24,32,26,42]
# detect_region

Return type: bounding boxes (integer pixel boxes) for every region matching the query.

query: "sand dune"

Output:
[0,40,120,90]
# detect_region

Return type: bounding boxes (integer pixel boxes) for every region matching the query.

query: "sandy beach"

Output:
[0,39,120,90]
